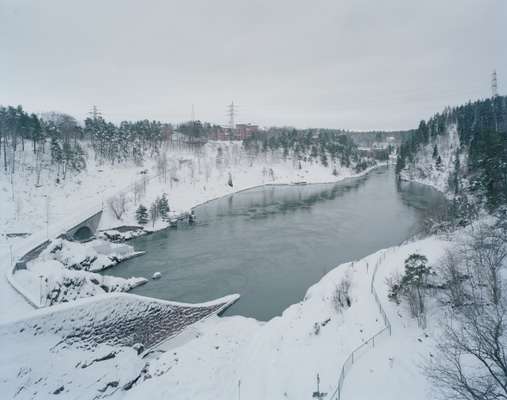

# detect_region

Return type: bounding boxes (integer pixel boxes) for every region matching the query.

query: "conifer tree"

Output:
[436,155,442,169]
[432,144,439,159]
[135,204,148,225]
[158,194,170,220]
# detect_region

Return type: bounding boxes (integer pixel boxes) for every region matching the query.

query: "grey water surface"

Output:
[104,166,446,321]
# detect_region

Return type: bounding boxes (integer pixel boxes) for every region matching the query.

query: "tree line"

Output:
[0,105,176,182]
[244,128,381,173]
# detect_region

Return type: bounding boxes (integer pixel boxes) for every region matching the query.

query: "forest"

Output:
[396,96,507,210]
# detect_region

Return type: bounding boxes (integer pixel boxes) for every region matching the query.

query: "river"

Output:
[104,166,446,321]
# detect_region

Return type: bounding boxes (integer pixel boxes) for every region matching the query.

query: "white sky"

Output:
[1,0,506,130]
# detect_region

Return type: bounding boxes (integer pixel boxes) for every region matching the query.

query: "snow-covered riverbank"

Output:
[116,233,454,400]
[0,159,473,400]
[1,226,455,400]
[0,141,402,399]
[1,141,386,321]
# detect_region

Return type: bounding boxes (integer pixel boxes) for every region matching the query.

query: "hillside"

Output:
[0,106,383,238]
[396,96,507,212]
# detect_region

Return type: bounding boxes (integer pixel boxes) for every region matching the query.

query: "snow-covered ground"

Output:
[0,141,376,238]
[1,138,461,400]
[14,238,147,307]
[0,293,238,400]
[113,235,453,400]
[0,230,455,400]
[1,140,382,321]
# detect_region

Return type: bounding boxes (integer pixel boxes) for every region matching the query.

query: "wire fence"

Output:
[328,251,392,400]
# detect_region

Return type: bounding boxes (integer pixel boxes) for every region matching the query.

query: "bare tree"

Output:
[427,221,507,400]
[439,249,467,308]
[156,153,168,183]
[108,193,127,220]
[133,180,144,204]
[427,302,507,400]
[149,200,159,228]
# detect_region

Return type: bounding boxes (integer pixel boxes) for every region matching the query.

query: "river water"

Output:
[105,166,446,321]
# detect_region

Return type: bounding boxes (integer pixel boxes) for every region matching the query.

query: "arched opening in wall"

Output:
[73,226,93,241]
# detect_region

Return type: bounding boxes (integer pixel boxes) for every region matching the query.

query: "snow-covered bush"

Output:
[386,271,402,305]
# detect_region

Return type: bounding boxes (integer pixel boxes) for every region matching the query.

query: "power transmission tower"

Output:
[88,105,102,120]
[227,101,237,130]
[492,70,498,98]
[191,104,195,121]
[491,70,499,132]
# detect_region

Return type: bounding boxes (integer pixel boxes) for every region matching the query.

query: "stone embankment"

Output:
[2,292,239,351]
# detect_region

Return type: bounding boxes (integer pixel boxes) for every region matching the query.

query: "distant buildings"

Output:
[185,123,259,141]
[234,123,259,140]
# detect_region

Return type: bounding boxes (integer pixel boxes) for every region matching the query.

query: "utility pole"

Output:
[191,104,195,122]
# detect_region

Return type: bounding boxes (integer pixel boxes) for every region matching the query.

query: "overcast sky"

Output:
[1,0,506,130]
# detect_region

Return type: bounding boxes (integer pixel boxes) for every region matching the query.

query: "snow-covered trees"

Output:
[401,254,432,319]
[243,127,375,172]
[396,96,507,211]
[135,204,148,225]
[388,253,433,324]
[84,117,171,165]
[0,107,87,181]
[158,194,170,220]
[427,220,507,400]
[145,195,171,227]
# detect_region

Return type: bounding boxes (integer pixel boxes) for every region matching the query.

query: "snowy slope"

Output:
[0,293,238,400]
[0,141,378,238]
[400,124,463,196]
[1,230,458,400]
[117,236,452,400]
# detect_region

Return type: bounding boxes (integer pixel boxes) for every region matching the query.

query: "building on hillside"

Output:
[234,123,259,140]
[208,126,229,141]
